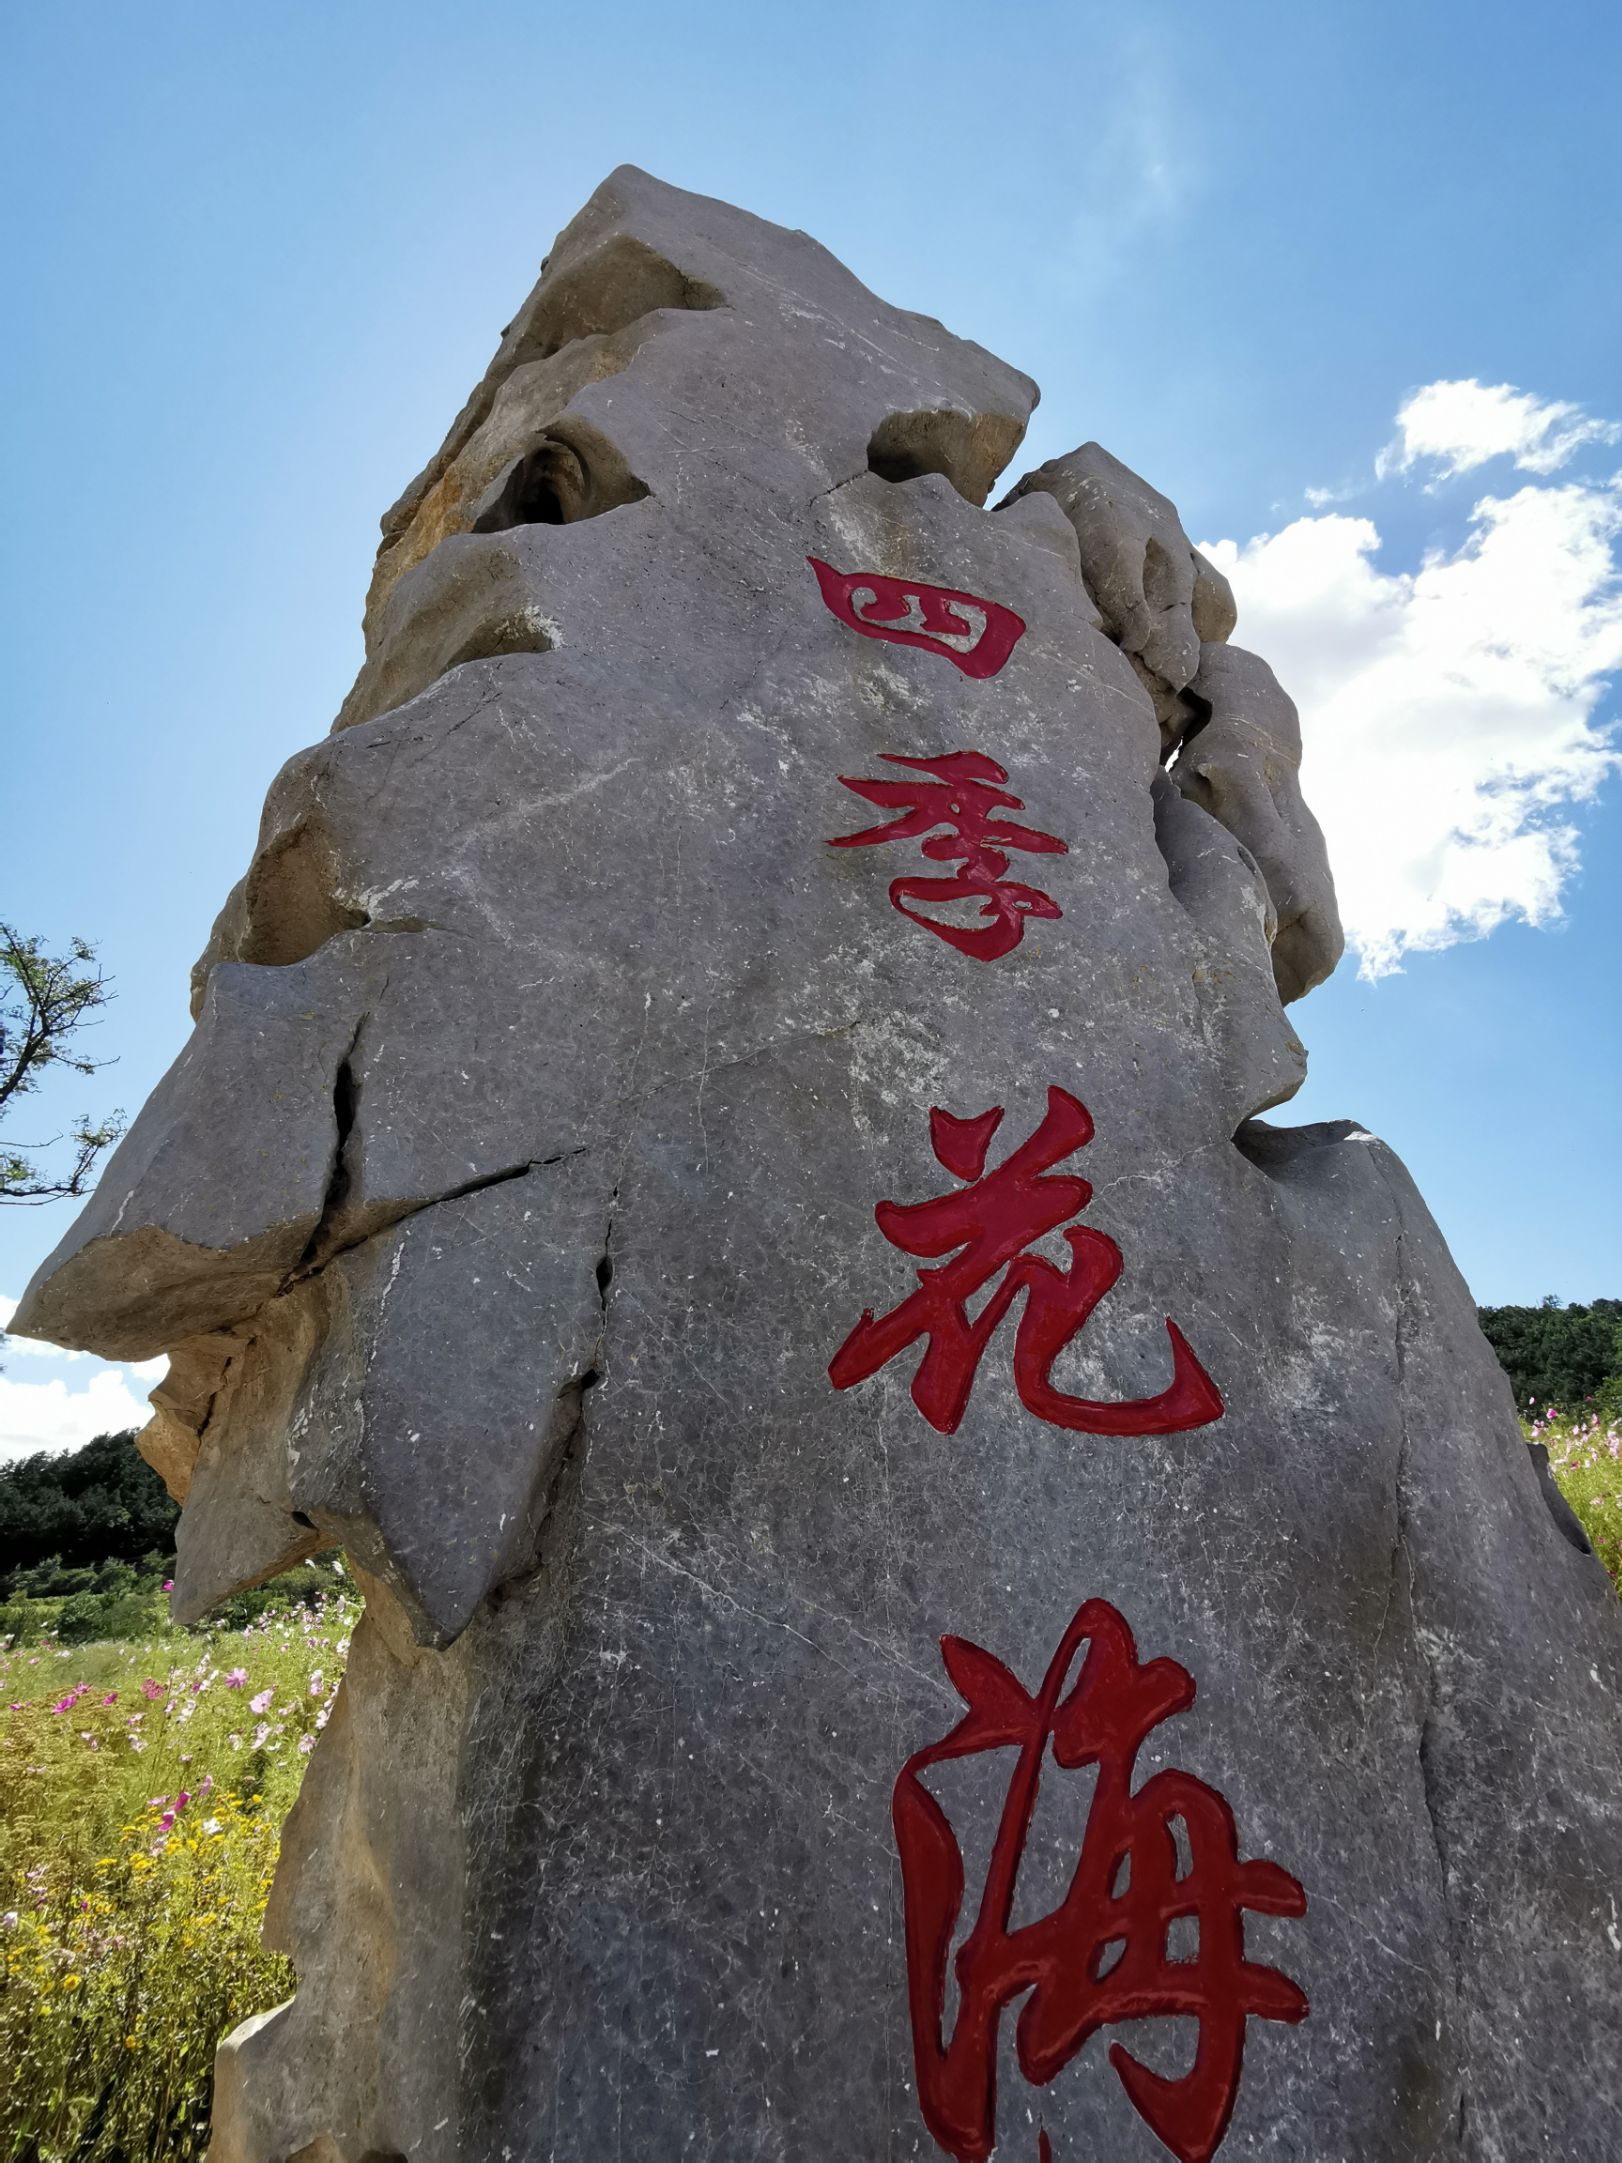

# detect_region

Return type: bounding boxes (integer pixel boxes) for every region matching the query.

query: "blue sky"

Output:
[3,0,1619,1455]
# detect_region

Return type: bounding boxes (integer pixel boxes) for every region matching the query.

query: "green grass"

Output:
[0,1586,356,2162]
[1534,1405,1622,1593]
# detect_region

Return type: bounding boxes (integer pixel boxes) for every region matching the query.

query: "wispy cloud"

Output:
[1377,377,1621,483]
[1203,399,1622,978]
[1069,33,1199,289]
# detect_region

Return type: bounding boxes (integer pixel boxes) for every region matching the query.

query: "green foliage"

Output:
[0,922,125,1206]
[0,1591,355,2161]
[0,1433,178,1598]
[1478,1297,1622,1415]
[54,1592,104,1645]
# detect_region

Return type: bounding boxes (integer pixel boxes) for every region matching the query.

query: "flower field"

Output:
[0,1588,355,2162]
[1530,1405,1622,1591]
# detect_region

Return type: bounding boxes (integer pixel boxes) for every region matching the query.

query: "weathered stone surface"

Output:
[12,166,1622,2162]
[1176,641,1344,1003]
[14,941,386,1359]
[1002,441,1238,748]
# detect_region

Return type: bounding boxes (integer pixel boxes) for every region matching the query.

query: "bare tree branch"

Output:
[0,922,126,1205]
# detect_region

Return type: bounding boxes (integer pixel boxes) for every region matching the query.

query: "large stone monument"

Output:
[15,170,1622,2161]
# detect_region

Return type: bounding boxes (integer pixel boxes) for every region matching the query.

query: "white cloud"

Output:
[1,1293,166,1460]
[0,1365,153,1464]
[1378,378,1621,482]
[1203,474,1622,978]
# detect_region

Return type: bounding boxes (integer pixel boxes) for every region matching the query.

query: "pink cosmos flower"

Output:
[249,1688,274,1715]
[162,1579,174,1591]
[224,1668,248,1689]
[298,1734,316,1755]
[139,1680,164,1701]
[102,1692,117,1705]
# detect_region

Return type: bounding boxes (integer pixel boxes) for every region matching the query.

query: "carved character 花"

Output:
[829,1089,1223,1436]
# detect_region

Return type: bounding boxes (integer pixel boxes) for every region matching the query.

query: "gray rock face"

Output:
[1002,443,1238,748]
[14,168,1622,2163]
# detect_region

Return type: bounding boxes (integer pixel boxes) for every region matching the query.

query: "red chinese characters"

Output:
[808,556,1026,678]
[829,1088,1223,1436]
[830,751,1067,961]
[894,1599,1309,2163]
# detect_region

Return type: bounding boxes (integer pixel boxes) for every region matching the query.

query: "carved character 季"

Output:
[829,1088,1223,1436]
[830,751,1067,961]
[894,1599,1309,2163]
[808,556,1027,677]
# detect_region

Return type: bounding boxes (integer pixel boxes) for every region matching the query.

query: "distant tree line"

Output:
[0,1430,347,1643]
[1476,1298,1622,1418]
[0,1429,176,1598]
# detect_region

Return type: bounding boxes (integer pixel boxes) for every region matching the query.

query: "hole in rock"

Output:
[595,1254,615,1297]
[443,614,555,673]
[471,432,649,534]
[522,233,724,366]
[233,816,370,974]
[291,1510,317,1530]
[866,408,1019,508]
[1162,686,1212,771]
